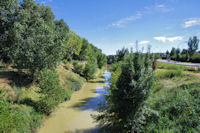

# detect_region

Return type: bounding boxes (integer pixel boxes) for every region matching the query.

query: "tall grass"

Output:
[155,70,183,79]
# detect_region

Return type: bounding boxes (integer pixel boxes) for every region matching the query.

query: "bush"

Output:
[83,59,98,80]
[37,68,68,115]
[0,98,43,133]
[67,76,86,91]
[73,60,84,75]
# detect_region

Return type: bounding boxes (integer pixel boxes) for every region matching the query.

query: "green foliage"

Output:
[37,68,67,115]
[170,47,176,57]
[65,30,82,60]
[143,83,200,132]
[116,47,129,62]
[63,59,71,70]
[0,98,43,133]
[97,53,107,68]
[75,38,91,61]
[1,0,69,75]
[66,75,86,91]
[0,0,19,63]
[188,36,199,57]
[72,60,84,75]
[190,53,200,63]
[107,55,117,64]
[83,58,98,80]
[155,70,183,79]
[96,50,154,133]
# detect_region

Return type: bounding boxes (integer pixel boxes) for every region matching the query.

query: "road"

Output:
[157,59,200,68]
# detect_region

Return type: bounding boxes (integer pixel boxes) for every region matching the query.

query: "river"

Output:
[38,71,111,133]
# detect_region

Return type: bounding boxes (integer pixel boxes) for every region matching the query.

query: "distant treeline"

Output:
[107,36,200,64]
[162,36,200,63]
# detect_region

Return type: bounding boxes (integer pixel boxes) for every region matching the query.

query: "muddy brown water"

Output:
[38,71,111,133]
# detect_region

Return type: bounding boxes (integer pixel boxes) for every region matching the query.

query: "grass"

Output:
[146,62,200,132]
[153,62,200,93]
[157,62,197,71]
[155,69,183,79]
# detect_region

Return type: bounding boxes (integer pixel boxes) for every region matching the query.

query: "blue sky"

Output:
[36,0,200,55]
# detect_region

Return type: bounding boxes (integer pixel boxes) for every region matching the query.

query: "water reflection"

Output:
[80,71,111,111]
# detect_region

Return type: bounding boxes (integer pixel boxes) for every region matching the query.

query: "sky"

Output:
[36,0,200,55]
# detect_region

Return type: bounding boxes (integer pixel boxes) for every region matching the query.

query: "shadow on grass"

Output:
[0,70,33,87]
[20,98,38,111]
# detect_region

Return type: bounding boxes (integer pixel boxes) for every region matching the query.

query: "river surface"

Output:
[38,71,111,133]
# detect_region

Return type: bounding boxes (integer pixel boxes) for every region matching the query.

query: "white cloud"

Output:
[138,41,150,44]
[153,36,167,42]
[155,4,173,13]
[112,12,142,27]
[183,18,200,28]
[167,36,183,42]
[111,3,173,28]
[153,36,183,42]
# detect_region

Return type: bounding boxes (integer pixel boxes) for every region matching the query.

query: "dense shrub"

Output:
[83,58,98,80]
[37,68,68,115]
[67,76,86,91]
[0,98,43,133]
[143,83,200,132]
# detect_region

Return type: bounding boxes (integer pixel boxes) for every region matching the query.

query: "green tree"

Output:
[95,50,154,133]
[97,53,107,68]
[0,0,18,63]
[166,50,170,59]
[65,30,82,60]
[176,48,181,60]
[170,47,176,57]
[8,0,67,75]
[83,57,98,80]
[188,36,199,57]
[72,60,84,76]
[116,47,129,61]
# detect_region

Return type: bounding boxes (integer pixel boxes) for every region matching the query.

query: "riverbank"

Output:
[37,70,107,133]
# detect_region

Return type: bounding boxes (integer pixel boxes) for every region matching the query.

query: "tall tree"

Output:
[170,47,176,57]
[176,48,181,60]
[95,49,154,133]
[65,30,82,60]
[0,0,18,63]
[97,53,107,68]
[8,0,67,75]
[116,47,129,61]
[188,36,199,57]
